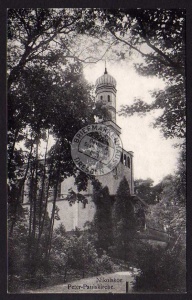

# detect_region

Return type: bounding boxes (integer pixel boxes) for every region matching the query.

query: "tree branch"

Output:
[138,20,185,75]
[109,29,185,76]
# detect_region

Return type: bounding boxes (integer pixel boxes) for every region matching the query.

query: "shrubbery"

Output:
[132,242,186,293]
[8,222,114,292]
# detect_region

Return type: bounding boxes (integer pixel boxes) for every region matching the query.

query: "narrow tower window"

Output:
[100,95,103,100]
[124,154,126,166]
[127,157,130,168]
[108,95,110,102]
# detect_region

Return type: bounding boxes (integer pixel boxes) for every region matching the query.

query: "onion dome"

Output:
[95,68,116,88]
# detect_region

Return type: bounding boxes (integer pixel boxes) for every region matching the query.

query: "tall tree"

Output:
[146,162,186,246]
[111,9,186,140]
[93,182,113,252]
[112,177,136,261]
[8,9,86,90]
[134,178,158,205]
[8,61,95,233]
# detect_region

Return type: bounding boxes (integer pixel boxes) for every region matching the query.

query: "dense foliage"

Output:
[8,222,113,292]
[132,242,186,292]
[134,178,163,205]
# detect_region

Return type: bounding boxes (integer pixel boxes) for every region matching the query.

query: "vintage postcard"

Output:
[7,8,186,294]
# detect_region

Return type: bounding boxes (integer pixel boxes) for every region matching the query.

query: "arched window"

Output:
[100,95,103,100]
[127,156,130,168]
[123,154,126,166]
[108,95,110,102]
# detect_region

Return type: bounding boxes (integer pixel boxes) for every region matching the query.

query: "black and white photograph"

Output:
[7,8,186,294]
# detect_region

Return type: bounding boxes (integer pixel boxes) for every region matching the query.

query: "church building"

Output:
[21,67,170,244]
[23,67,143,232]
[46,67,135,231]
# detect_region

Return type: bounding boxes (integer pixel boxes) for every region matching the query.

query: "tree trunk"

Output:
[32,142,39,239]
[38,130,49,239]
[9,137,34,235]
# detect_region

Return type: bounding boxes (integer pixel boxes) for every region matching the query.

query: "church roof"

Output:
[95,68,116,88]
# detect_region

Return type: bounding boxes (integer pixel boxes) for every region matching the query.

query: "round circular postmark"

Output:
[71,124,122,176]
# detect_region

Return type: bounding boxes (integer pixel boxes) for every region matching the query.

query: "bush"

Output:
[97,252,113,274]
[132,242,186,292]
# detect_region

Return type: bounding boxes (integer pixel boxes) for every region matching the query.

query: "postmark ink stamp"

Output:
[71,124,122,176]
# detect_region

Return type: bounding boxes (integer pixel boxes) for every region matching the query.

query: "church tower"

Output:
[94,66,134,195]
[95,66,121,135]
[95,66,117,123]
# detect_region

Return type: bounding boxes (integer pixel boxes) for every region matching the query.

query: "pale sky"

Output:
[83,60,180,185]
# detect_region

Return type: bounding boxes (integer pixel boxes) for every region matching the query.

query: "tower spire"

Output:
[104,58,107,74]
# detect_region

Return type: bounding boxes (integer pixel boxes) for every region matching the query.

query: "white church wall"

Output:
[47,196,96,231]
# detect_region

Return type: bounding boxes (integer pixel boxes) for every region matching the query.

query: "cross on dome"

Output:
[95,64,116,88]
[104,59,108,74]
